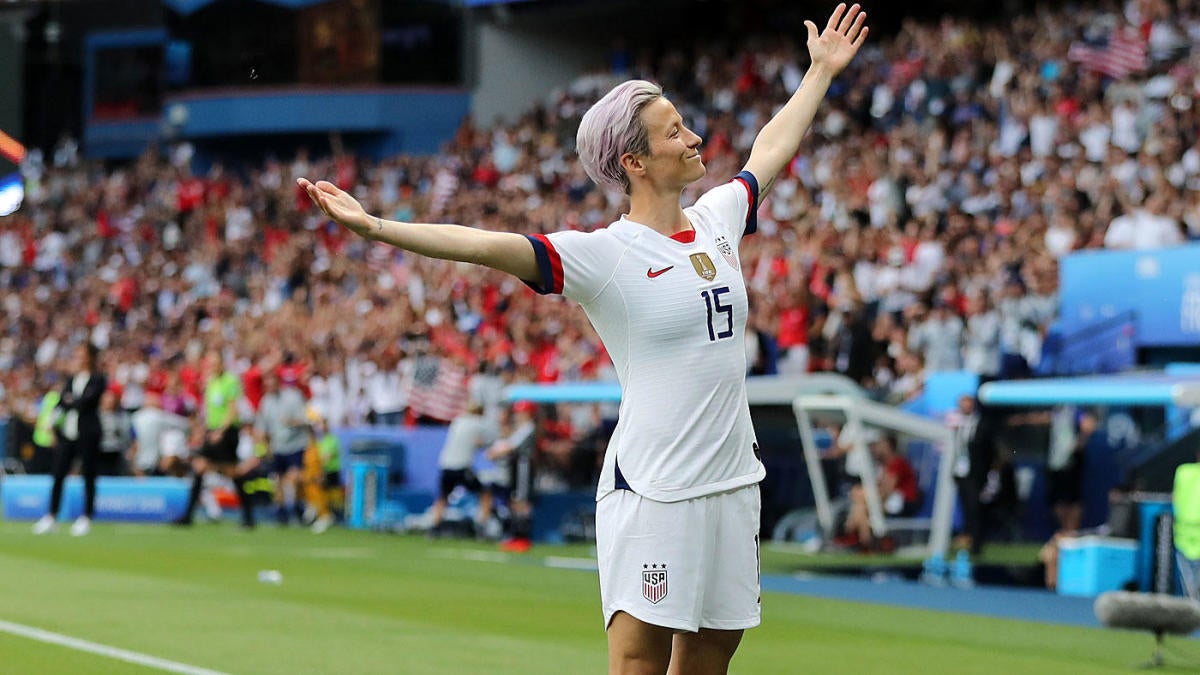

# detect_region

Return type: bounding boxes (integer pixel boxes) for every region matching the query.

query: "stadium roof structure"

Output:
[160,0,335,14]
[978,371,1200,408]
[160,0,468,13]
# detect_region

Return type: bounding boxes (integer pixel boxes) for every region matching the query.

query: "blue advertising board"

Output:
[2,476,191,522]
[1060,245,1200,347]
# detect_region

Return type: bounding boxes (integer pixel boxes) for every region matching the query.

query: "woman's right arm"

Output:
[298,178,540,284]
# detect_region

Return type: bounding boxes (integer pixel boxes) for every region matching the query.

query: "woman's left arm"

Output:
[742,3,868,200]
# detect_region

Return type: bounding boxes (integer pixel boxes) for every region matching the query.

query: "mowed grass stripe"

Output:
[0,525,605,674]
[0,521,1167,674]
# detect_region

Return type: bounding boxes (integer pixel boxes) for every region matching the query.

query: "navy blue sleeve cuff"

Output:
[522,234,557,295]
[734,170,759,236]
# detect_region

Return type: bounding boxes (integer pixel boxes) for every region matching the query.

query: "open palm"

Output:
[298,178,370,235]
[805,3,869,76]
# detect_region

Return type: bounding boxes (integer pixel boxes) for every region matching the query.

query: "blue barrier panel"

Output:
[1060,244,1200,347]
[531,491,595,544]
[908,371,979,418]
[167,89,470,155]
[1,475,191,522]
[334,425,449,497]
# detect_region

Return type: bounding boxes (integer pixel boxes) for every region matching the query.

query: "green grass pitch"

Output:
[0,520,1193,674]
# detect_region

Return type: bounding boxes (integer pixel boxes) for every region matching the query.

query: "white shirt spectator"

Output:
[912,240,945,287]
[130,405,191,473]
[1112,103,1140,153]
[308,371,349,429]
[34,231,65,272]
[995,115,1026,158]
[867,175,898,228]
[365,366,406,418]
[963,309,1002,376]
[1079,121,1111,163]
[989,60,1015,99]
[908,311,964,373]
[438,412,498,470]
[1045,220,1077,258]
[853,259,880,303]
[1029,113,1058,158]
[1105,210,1184,249]
[35,335,60,369]
[0,230,20,267]
[225,204,254,242]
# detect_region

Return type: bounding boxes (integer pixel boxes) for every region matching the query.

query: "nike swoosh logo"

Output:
[647,266,674,278]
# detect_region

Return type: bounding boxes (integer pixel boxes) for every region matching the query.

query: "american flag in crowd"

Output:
[1068,27,1147,79]
[429,165,460,217]
[405,356,468,423]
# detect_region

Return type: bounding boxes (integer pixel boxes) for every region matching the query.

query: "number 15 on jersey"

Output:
[702,286,733,342]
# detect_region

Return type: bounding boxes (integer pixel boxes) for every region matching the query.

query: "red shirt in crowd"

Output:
[885,455,920,504]
[179,362,203,404]
[276,361,311,399]
[241,363,264,412]
[177,177,204,213]
[777,306,810,350]
[262,224,290,263]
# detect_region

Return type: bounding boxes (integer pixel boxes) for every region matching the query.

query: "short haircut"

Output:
[576,79,663,194]
[84,342,100,370]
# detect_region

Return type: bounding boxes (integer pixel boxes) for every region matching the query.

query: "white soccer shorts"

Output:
[597,483,761,632]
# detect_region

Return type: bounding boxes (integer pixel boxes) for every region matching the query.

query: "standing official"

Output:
[33,343,107,536]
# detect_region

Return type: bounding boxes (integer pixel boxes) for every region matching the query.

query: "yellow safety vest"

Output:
[1173,463,1200,560]
[33,391,61,448]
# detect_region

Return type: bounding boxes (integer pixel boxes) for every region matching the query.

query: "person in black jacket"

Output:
[32,342,107,536]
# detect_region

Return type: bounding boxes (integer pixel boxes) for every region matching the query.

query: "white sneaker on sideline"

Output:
[69,516,91,537]
[32,515,57,535]
[311,515,334,534]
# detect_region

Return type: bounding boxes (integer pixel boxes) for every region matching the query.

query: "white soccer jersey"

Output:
[525,171,766,502]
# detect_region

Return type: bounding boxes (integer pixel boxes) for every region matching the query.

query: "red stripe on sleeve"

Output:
[531,233,564,294]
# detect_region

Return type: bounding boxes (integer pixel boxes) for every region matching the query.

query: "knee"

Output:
[669,629,743,675]
[611,651,669,675]
[607,613,672,675]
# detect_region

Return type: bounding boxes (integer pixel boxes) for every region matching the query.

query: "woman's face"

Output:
[73,345,90,373]
[627,97,705,191]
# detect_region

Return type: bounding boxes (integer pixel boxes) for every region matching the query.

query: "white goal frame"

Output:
[794,394,957,558]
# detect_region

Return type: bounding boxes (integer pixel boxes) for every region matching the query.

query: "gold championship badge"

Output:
[689,252,717,281]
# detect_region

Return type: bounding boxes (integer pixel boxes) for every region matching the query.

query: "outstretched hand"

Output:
[297,178,372,237]
[804,3,868,76]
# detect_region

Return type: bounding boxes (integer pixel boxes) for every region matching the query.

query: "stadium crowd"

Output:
[2,0,1199,500]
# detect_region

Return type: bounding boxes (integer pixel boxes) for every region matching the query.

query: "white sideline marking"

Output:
[298,547,375,560]
[428,549,510,564]
[544,556,598,571]
[0,619,234,675]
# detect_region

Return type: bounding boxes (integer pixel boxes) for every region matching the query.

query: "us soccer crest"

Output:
[642,564,668,604]
[689,253,717,281]
[714,235,739,270]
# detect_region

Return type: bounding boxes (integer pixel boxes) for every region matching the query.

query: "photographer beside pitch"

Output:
[299,5,867,673]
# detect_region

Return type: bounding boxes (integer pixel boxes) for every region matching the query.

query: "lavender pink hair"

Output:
[576,80,663,193]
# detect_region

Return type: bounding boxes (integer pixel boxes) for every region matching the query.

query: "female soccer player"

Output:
[300,5,867,673]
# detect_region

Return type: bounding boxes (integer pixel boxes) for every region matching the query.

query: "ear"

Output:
[619,152,645,183]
